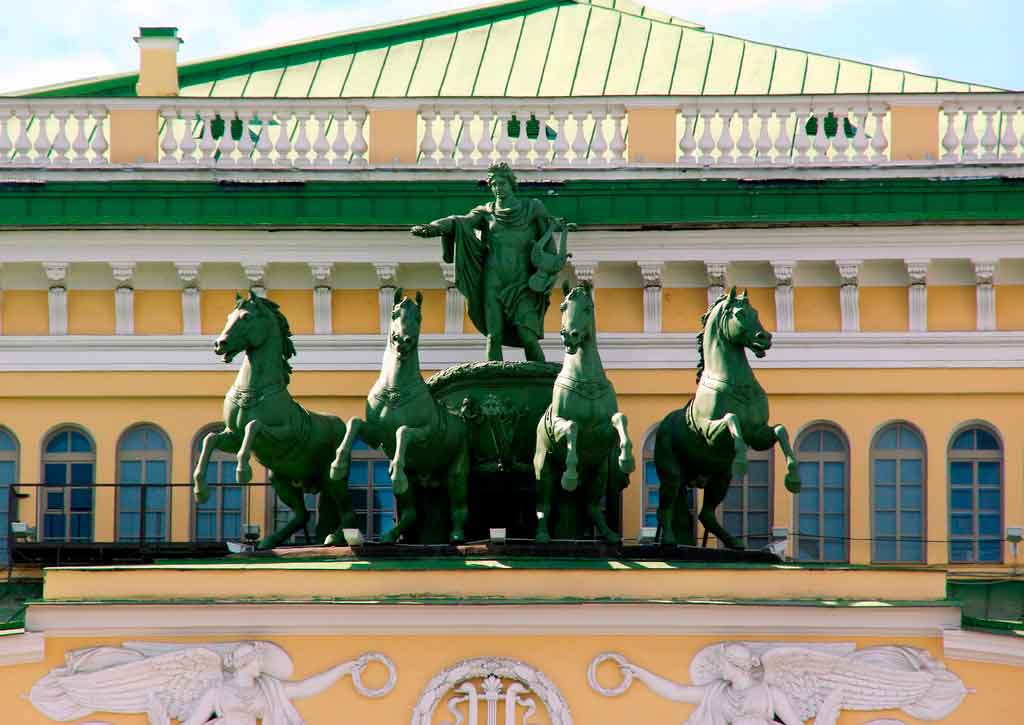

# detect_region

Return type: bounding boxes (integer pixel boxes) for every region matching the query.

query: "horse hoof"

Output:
[329,464,348,482]
[604,531,621,545]
[536,531,551,544]
[561,472,579,492]
[785,473,802,494]
[236,466,253,485]
[192,487,210,505]
[450,532,465,545]
[380,531,400,544]
[618,454,635,475]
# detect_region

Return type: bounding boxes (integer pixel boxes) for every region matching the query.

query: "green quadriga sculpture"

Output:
[653,288,802,549]
[533,282,635,544]
[193,292,358,549]
[411,162,568,362]
[330,289,471,544]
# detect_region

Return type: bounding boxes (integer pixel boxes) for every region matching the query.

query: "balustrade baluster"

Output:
[941,107,960,161]
[33,109,52,163]
[253,112,273,167]
[570,109,589,166]
[176,111,197,164]
[51,111,70,165]
[551,111,569,166]
[437,110,456,168]
[476,109,494,166]
[217,110,238,166]
[198,111,217,166]
[998,107,1018,161]
[0,112,11,164]
[589,108,608,167]
[980,110,998,161]
[755,107,773,163]
[88,110,108,164]
[697,111,716,165]
[235,109,255,166]
[831,109,850,164]
[609,108,626,165]
[735,108,754,164]
[349,109,368,167]
[456,110,476,168]
[678,111,697,165]
[533,109,551,167]
[159,110,179,164]
[495,111,513,163]
[792,112,811,164]
[960,108,980,161]
[13,110,32,162]
[273,111,293,166]
[851,108,870,163]
[311,111,330,167]
[331,110,350,166]
[715,109,734,165]
[293,112,312,166]
[419,110,437,166]
[514,110,532,166]
[870,106,889,162]
[811,111,831,162]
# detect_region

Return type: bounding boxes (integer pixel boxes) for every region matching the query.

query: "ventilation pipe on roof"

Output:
[134,27,182,97]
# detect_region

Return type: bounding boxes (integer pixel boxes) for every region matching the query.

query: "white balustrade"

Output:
[0,104,109,165]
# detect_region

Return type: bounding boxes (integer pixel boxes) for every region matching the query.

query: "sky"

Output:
[0,0,1018,94]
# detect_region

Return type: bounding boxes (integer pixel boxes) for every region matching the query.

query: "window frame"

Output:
[793,422,851,564]
[717,447,774,551]
[346,440,395,542]
[870,421,927,564]
[0,427,20,562]
[948,422,1004,565]
[190,424,247,543]
[39,424,96,543]
[640,428,697,536]
[115,423,172,543]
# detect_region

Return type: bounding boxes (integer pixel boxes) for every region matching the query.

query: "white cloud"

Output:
[0,54,121,94]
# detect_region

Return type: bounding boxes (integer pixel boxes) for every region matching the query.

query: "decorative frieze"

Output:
[110,262,136,336]
[571,259,596,285]
[973,259,996,331]
[175,262,202,336]
[441,261,464,335]
[309,262,333,335]
[44,262,68,336]
[771,261,795,332]
[374,262,399,334]
[906,259,929,332]
[836,259,862,333]
[705,262,727,307]
[638,261,664,333]
[243,263,267,297]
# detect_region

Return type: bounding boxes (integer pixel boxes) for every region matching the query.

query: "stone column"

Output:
[374,262,399,335]
[571,260,597,312]
[441,262,463,335]
[639,261,664,333]
[973,259,997,331]
[836,260,862,332]
[243,263,267,297]
[309,263,333,335]
[771,261,795,332]
[175,262,201,335]
[705,262,727,307]
[906,259,929,332]
[44,262,68,335]
[111,262,136,335]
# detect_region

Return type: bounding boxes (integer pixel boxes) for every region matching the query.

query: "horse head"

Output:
[389,287,423,359]
[559,280,595,355]
[214,291,273,363]
[709,287,772,359]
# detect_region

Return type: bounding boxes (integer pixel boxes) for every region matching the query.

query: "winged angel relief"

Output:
[588,642,969,725]
[28,640,396,725]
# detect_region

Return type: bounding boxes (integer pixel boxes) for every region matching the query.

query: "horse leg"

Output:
[320,473,359,546]
[654,457,691,547]
[587,457,621,544]
[381,487,416,544]
[610,412,635,476]
[390,425,430,495]
[548,415,580,492]
[330,417,366,483]
[518,327,545,363]
[193,429,241,504]
[446,441,470,544]
[773,424,802,493]
[260,473,308,549]
[535,458,556,544]
[706,412,749,479]
[699,476,742,550]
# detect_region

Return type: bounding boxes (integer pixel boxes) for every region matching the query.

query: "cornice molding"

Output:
[943,629,1024,667]
[0,631,44,666]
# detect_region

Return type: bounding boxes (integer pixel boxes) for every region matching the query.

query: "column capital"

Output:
[374,262,399,287]
[43,262,68,285]
[440,262,457,287]
[905,259,930,284]
[175,262,201,286]
[571,259,597,284]
[638,261,664,288]
[243,263,267,286]
[110,262,136,287]
[705,262,728,286]
[308,262,333,285]
[836,260,862,286]
[972,259,997,285]
[770,261,795,285]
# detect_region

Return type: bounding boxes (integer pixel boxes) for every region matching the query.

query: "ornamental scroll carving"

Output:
[412,657,572,725]
[28,640,396,724]
[588,642,969,725]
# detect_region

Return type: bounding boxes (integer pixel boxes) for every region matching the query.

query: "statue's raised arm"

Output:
[410,162,568,362]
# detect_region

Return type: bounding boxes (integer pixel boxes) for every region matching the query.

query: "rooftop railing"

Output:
[1,93,1022,170]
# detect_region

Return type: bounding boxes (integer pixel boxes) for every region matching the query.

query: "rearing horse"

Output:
[193,292,357,549]
[654,287,801,548]
[330,289,470,543]
[534,281,634,543]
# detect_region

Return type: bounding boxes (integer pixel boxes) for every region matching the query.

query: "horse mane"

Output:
[560,280,594,311]
[695,292,728,384]
[242,295,296,384]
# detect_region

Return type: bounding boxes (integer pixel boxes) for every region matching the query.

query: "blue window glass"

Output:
[720,449,772,550]
[948,426,1003,564]
[342,439,395,541]
[871,424,926,563]
[117,426,170,542]
[795,425,848,563]
[41,428,95,543]
[193,428,245,542]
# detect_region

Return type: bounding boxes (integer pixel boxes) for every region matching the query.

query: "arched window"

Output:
[0,428,18,564]
[949,425,1003,564]
[871,422,925,563]
[720,449,773,550]
[794,424,849,562]
[349,439,394,541]
[641,430,695,534]
[116,425,171,542]
[41,426,95,542]
[192,425,244,542]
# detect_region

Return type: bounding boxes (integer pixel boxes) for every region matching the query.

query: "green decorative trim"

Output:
[0,177,1022,228]
[138,27,179,38]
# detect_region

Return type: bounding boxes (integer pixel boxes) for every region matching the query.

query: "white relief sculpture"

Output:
[412,657,572,725]
[29,640,396,725]
[588,642,969,725]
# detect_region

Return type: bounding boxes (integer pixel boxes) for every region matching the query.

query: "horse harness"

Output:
[227,382,286,409]
[554,373,612,400]
[698,374,762,405]
[369,383,430,409]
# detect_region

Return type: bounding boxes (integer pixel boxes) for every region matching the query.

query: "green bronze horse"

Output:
[653,287,801,548]
[193,292,357,549]
[330,289,471,544]
[533,282,634,543]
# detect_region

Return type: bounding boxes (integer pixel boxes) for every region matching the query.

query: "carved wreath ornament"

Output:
[411,657,572,725]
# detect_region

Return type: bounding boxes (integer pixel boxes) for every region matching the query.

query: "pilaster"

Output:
[44,262,68,336]
[441,262,463,335]
[374,262,399,335]
[175,263,201,335]
[906,259,929,332]
[639,261,664,333]
[705,262,727,308]
[771,261,795,333]
[836,260,861,333]
[111,262,136,335]
[309,263,333,335]
[973,259,996,332]
[243,263,267,297]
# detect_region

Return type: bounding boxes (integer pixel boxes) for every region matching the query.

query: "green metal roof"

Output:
[21,0,997,98]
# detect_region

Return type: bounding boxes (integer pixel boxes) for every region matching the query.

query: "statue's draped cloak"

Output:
[440,198,552,348]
